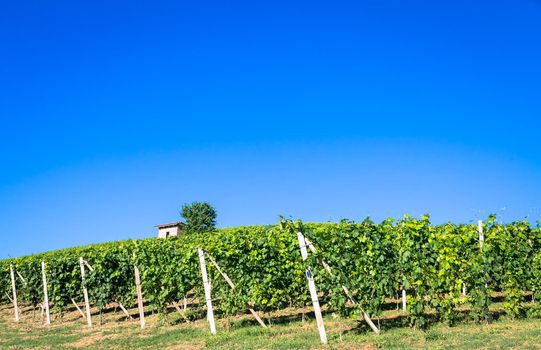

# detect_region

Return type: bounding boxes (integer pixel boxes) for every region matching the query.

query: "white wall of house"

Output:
[158,226,181,238]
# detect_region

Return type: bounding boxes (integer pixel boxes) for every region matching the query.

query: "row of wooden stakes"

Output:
[6,250,266,330]
[199,233,382,345]
[8,227,446,345]
[7,256,146,329]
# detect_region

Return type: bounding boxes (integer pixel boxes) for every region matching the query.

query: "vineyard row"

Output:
[2,216,541,343]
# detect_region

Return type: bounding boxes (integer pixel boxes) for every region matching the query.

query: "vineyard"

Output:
[2,215,541,344]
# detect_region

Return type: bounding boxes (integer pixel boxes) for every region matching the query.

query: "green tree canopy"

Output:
[180,202,217,234]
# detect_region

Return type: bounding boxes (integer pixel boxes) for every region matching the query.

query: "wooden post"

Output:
[117,300,132,319]
[134,265,145,329]
[198,248,216,335]
[79,257,92,327]
[303,237,380,334]
[16,271,27,287]
[402,288,407,311]
[461,220,484,298]
[41,261,51,325]
[5,292,14,304]
[297,232,327,345]
[307,267,327,345]
[205,252,267,328]
[9,264,19,322]
[71,298,86,319]
[297,232,309,261]
[172,300,183,315]
[478,220,484,248]
[183,295,187,312]
[478,220,488,289]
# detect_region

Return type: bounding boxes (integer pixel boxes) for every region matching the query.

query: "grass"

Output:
[1,303,541,349]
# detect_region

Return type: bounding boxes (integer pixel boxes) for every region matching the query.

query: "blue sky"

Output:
[1,0,540,258]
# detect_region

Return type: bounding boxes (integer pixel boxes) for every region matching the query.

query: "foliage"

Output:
[1,216,541,330]
[180,202,217,234]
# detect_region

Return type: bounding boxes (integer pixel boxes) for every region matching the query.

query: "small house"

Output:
[156,221,183,238]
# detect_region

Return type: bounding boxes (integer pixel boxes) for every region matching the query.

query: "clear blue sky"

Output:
[1,0,540,259]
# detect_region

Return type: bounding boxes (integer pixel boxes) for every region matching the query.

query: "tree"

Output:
[180,202,217,234]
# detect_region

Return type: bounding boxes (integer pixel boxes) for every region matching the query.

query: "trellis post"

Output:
[5,292,14,304]
[9,264,19,322]
[134,265,145,329]
[16,271,27,287]
[302,237,380,334]
[478,220,484,248]
[297,232,327,345]
[70,298,86,319]
[205,252,267,328]
[41,261,51,325]
[198,248,216,335]
[79,257,92,327]
[478,220,488,290]
[117,300,132,319]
